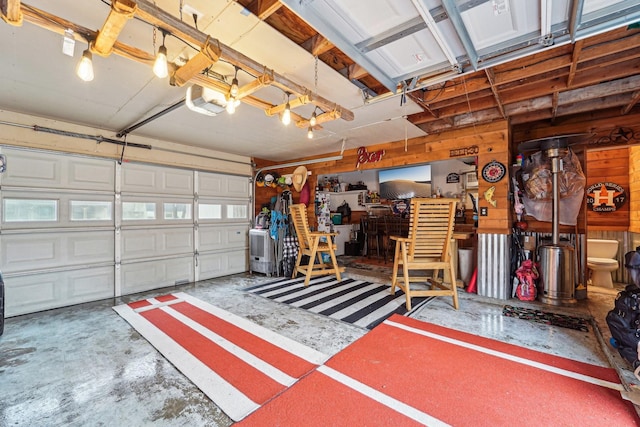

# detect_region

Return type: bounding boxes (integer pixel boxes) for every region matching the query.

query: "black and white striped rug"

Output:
[243,276,433,329]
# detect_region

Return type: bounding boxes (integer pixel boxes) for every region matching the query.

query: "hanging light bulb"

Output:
[153,45,168,78]
[76,48,94,82]
[230,67,239,97]
[226,97,237,114]
[282,94,291,126]
[309,109,317,127]
[307,126,314,139]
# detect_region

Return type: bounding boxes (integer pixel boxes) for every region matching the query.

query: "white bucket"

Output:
[458,248,474,286]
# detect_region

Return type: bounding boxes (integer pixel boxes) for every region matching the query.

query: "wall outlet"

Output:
[480,207,488,216]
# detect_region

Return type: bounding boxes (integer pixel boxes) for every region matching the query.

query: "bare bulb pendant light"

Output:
[153,45,168,78]
[153,31,168,78]
[282,94,292,125]
[226,98,240,114]
[309,109,317,127]
[230,66,239,97]
[76,48,94,82]
[307,126,313,139]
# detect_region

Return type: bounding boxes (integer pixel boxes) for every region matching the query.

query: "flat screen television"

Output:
[378,164,432,200]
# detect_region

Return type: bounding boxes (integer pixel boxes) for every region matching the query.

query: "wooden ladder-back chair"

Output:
[289,203,345,286]
[390,198,459,310]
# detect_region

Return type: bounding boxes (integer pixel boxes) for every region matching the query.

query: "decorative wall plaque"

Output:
[586,182,626,212]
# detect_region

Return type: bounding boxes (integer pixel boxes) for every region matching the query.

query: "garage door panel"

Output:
[0,148,115,191]
[121,163,193,195]
[199,224,248,252]
[5,266,114,317]
[198,249,247,279]
[1,231,114,273]
[198,172,249,198]
[121,227,193,260]
[120,256,194,294]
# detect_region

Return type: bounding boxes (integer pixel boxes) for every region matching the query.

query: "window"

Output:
[3,199,58,222]
[70,201,113,221]
[198,203,222,219]
[227,204,248,219]
[122,202,156,220]
[164,203,192,220]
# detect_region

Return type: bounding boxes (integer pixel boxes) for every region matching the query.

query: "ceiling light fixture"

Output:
[226,98,240,114]
[307,126,314,139]
[282,93,292,125]
[153,30,168,78]
[76,48,94,82]
[309,108,318,127]
[230,66,239,97]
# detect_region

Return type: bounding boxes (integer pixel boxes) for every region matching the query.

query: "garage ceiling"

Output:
[1,0,639,162]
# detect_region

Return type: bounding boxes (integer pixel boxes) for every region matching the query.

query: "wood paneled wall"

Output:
[585,147,629,231]
[630,146,640,234]
[254,121,511,234]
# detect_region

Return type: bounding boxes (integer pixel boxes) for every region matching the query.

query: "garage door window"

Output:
[3,199,58,222]
[70,201,112,221]
[164,203,192,220]
[122,202,156,220]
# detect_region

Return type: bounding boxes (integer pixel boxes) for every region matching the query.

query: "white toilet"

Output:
[587,239,619,288]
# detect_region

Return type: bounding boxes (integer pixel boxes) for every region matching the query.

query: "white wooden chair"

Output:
[389,198,459,310]
[289,203,345,286]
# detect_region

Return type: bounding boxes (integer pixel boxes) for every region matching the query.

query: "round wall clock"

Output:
[481,160,506,183]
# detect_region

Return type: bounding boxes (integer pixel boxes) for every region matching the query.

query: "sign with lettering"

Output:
[449,145,479,158]
[356,146,385,168]
[586,182,626,212]
[446,172,460,183]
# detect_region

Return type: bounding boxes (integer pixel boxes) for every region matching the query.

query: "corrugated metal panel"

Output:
[478,233,511,300]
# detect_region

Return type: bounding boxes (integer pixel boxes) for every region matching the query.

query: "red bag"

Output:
[515,260,539,301]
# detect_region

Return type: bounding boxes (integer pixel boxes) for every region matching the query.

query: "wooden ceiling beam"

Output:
[347,63,369,81]
[622,91,640,115]
[484,69,505,118]
[244,0,283,20]
[579,32,640,62]
[551,92,559,120]
[566,39,584,88]
[0,0,22,25]
[91,0,136,57]
[493,55,571,86]
[301,34,335,57]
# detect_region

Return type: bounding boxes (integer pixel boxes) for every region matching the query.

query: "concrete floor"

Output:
[0,264,637,426]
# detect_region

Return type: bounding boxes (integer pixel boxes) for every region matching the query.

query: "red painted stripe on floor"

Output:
[324,315,638,426]
[391,314,620,383]
[236,370,427,427]
[128,299,153,309]
[170,301,317,378]
[154,294,179,303]
[140,307,285,405]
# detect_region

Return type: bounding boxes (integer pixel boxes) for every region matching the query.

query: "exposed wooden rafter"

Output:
[484,69,506,119]
[566,39,584,88]
[622,91,640,115]
[302,34,335,57]
[244,0,283,20]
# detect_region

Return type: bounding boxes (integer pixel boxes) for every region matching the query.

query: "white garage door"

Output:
[0,147,250,316]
